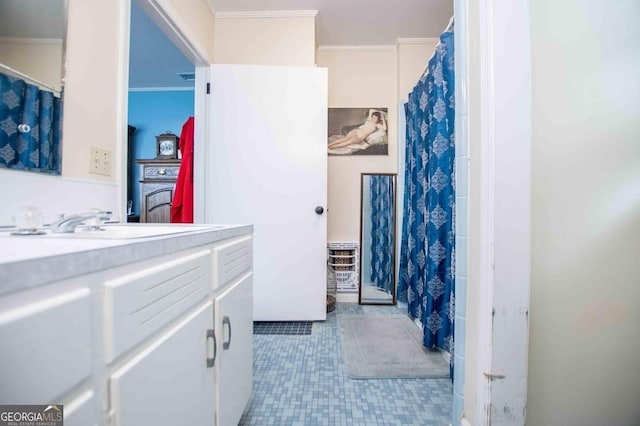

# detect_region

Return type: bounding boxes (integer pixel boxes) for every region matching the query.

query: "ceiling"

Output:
[0,0,65,39]
[0,0,452,89]
[129,1,195,89]
[129,0,452,89]
[209,0,453,46]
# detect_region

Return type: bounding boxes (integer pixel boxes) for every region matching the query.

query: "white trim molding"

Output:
[215,10,317,19]
[128,86,195,92]
[140,0,210,66]
[193,66,210,224]
[316,45,396,51]
[396,37,440,44]
[116,0,130,221]
[472,0,532,425]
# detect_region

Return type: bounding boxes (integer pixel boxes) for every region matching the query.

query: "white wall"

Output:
[62,0,129,182]
[528,1,640,424]
[0,169,119,226]
[0,38,63,90]
[397,39,438,101]
[163,0,216,62]
[317,47,398,244]
[213,14,316,66]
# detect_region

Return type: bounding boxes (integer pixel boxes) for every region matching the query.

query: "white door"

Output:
[207,64,327,321]
[214,272,253,426]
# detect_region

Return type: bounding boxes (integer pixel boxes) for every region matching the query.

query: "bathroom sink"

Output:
[39,224,223,239]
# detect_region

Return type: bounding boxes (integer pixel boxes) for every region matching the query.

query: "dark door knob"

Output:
[315,206,324,215]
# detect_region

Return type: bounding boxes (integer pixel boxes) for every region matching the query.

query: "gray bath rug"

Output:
[337,314,449,379]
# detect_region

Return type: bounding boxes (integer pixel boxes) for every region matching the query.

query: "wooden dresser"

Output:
[135,159,181,223]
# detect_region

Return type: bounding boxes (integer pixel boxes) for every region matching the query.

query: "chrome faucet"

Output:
[50,210,112,233]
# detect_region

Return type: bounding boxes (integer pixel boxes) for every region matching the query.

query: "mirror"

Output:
[0,0,66,174]
[359,173,397,305]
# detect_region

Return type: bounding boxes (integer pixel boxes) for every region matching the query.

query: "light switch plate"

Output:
[89,145,111,176]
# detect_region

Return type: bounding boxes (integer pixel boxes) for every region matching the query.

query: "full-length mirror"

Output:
[0,0,66,174]
[359,173,397,305]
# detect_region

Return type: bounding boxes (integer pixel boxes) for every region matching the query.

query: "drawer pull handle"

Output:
[206,328,217,368]
[158,168,166,175]
[223,316,232,350]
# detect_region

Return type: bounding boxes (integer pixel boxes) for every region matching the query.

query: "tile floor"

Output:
[239,302,453,426]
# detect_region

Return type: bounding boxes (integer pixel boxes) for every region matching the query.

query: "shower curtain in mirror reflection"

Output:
[0,72,62,174]
[398,23,455,363]
[369,175,394,294]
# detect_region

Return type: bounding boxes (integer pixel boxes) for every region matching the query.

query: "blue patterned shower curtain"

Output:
[0,72,62,174]
[369,175,395,294]
[398,22,455,357]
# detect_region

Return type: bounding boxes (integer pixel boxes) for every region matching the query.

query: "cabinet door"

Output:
[215,273,253,426]
[64,390,97,426]
[109,301,215,426]
[141,183,174,223]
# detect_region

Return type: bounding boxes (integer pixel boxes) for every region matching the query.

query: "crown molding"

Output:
[128,87,194,92]
[317,45,396,51]
[215,10,317,19]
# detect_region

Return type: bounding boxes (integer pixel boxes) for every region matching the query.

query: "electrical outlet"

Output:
[89,145,112,176]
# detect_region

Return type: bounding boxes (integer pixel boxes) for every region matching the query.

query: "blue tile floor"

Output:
[239,302,453,426]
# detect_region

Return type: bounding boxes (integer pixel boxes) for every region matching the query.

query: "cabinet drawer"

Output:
[103,249,211,363]
[0,287,92,403]
[212,236,253,290]
[143,165,179,180]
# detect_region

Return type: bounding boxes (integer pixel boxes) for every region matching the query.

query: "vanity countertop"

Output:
[0,224,253,297]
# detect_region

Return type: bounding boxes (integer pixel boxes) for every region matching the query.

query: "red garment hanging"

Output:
[170,116,194,223]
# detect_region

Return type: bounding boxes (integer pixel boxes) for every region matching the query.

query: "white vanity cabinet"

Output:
[0,226,253,426]
[109,301,216,426]
[105,236,254,426]
[103,248,216,425]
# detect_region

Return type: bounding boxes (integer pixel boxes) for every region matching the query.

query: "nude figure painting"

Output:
[328,107,389,156]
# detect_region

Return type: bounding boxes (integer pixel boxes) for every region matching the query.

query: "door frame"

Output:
[125,0,210,223]
[461,0,532,424]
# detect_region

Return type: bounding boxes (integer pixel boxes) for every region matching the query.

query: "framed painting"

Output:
[328,107,388,156]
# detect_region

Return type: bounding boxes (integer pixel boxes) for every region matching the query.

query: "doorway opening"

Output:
[126,0,199,223]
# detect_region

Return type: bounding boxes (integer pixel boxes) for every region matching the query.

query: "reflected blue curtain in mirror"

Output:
[0,72,62,174]
[398,23,455,360]
[369,175,394,293]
